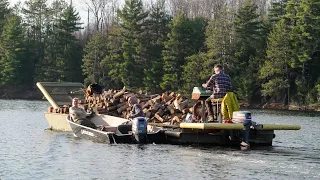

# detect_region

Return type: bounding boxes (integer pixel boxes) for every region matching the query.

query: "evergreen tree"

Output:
[117,0,148,89]
[142,0,171,93]
[205,5,234,74]
[0,15,27,85]
[41,0,68,81]
[260,19,292,103]
[0,0,10,33]
[268,0,288,26]
[101,22,124,89]
[181,52,208,96]
[161,12,206,91]
[22,0,51,81]
[290,0,320,104]
[232,0,265,102]
[82,32,108,85]
[54,3,83,82]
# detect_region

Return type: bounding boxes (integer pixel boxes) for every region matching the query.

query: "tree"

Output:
[260,19,292,103]
[0,0,11,33]
[289,0,320,104]
[232,0,266,102]
[205,5,234,73]
[0,16,27,85]
[161,11,206,91]
[142,0,171,93]
[117,0,148,89]
[41,0,68,81]
[82,32,108,85]
[101,22,124,89]
[55,3,83,82]
[268,0,288,26]
[181,52,208,96]
[22,0,51,81]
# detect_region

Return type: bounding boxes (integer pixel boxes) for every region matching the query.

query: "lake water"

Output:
[0,99,320,180]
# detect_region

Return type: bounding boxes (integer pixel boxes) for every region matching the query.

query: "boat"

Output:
[37,82,132,131]
[37,82,301,148]
[152,121,300,148]
[155,87,301,149]
[66,116,166,144]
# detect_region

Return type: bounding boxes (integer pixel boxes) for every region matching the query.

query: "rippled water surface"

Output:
[0,100,320,180]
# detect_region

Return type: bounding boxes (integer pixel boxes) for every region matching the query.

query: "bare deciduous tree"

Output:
[83,0,119,33]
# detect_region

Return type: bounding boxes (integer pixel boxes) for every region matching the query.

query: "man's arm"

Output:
[202,75,215,88]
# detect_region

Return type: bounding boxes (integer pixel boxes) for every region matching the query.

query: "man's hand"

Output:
[202,84,207,88]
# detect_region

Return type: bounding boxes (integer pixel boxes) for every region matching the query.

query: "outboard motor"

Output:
[131,117,148,143]
[232,111,252,150]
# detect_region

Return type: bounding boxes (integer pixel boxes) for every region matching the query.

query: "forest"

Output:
[0,0,319,107]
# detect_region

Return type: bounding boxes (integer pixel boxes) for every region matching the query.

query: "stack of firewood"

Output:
[84,88,195,124]
[48,105,70,114]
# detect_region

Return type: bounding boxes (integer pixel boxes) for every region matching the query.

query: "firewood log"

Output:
[107,105,118,111]
[171,112,183,118]
[171,116,180,124]
[110,98,120,104]
[145,110,152,118]
[166,97,175,105]
[151,95,161,103]
[169,92,175,97]
[113,88,125,99]
[182,108,189,114]
[119,97,126,103]
[156,108,165,117]
[151,103,161,113]
[116,102,127,108]
[117,104,128,114]
[154,113,164,122]
[180,99,189,110]
[106,102,114,107]
[167,104,175,114]
[123,93,135,100]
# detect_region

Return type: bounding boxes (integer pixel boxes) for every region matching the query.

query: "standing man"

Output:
[202,64,232,121]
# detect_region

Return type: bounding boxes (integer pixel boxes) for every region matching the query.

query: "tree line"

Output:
[0,0,319,106]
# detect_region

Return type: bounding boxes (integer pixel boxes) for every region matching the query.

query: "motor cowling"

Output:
[232,111,252,149]
[131,117,148,143]
[232,111,252,125]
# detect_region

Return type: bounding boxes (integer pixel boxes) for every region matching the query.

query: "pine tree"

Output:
[290,0,320,104]
[41,0,68,81]
[181,52,208,96]
[161,12,206,91]
[22,0,51,81]
[82,32,108,85]
[54,3,83,82]
[232,0,265,102]
[101,22,124,89]
[117,0,148,89]
[0,0,10,33]
[268,0,289,26]
[260,19,292,103]
[0,15,26,85]
[205,5,234,74]
[142,0,171,93]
